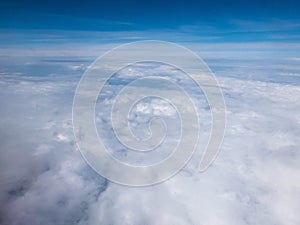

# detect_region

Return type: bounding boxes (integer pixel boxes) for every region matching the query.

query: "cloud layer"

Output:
[0,31,300,225]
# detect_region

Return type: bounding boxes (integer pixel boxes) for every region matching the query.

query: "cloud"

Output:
[0,72,107,225]
[230,19,300,33]
[0,31,300,225]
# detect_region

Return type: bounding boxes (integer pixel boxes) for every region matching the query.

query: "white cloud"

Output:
[0,34,300,225]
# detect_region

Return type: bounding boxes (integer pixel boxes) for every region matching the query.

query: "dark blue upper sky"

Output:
[1,0,299,29]
[0,0,300,42]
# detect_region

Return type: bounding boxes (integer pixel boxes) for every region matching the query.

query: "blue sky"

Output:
[1,1,300,225]
[0,0,300,42]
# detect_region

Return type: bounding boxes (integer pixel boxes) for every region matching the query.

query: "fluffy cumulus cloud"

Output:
[0,68,108,225]
[0,32,300,225]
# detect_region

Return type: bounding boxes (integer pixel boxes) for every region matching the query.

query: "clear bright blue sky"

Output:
[0,0,299,42]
